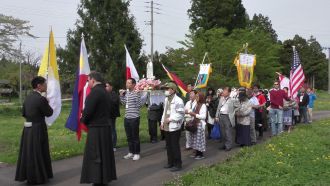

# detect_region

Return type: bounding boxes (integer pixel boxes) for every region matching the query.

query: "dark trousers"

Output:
[148,119,158,141]
[109,118,117,147]
[207,123,214,139]
[298,106,308,124]
[165,130,182,168]
[255,110,263,137]
[124,117,140,154]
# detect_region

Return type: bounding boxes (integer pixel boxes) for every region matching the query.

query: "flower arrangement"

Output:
[134,78,162,91]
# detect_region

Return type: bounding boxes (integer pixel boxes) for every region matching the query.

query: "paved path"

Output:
[1,111,330,186]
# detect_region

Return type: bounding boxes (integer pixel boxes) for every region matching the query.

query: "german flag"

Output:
[162,64,188,97]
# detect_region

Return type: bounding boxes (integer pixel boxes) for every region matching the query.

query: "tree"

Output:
[188,0,248,32]
[57,0,143,91]
[0,14,34,57]
[248,14,278,42]
[163,28,282,89]
[279,35,328,90]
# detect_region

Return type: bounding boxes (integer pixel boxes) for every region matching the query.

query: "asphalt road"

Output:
[1,111,329,186]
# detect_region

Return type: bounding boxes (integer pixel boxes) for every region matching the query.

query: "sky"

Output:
[1,0,330,57]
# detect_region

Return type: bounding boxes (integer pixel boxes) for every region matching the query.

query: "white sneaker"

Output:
[123,153,133,159]
[132,154,140,161]
[113,148,117,152]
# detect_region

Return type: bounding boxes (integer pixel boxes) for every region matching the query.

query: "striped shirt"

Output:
[120,91,143,119]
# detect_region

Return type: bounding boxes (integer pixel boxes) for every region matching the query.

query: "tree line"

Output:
[0,0,328,96]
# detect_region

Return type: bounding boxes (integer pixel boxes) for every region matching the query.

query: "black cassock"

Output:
[15,91,53,184]
[80,84,117,184]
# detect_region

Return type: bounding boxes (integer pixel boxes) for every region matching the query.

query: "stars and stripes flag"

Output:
[289,46,305,99]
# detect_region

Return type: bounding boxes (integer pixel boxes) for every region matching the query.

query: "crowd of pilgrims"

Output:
[15,73,317,186]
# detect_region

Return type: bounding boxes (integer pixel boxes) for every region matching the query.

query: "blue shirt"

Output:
[308,93,316,108]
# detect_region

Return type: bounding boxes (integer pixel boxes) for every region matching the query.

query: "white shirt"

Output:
[249,96,259,118]
[219,97,230,114]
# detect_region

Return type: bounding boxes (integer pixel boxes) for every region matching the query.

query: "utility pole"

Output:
[19,41,22,105]
[322,47,330,94]
[145,1,160,63]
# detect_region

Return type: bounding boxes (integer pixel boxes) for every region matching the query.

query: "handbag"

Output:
[185,104,201,133]
[210,122,221,139]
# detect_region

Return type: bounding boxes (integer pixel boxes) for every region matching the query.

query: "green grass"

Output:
[0,102,150,164]
[166,119,330,186]
[313,90,330,111]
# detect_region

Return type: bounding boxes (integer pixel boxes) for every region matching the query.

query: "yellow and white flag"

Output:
[38,30,61,126]
[234,53,256,88]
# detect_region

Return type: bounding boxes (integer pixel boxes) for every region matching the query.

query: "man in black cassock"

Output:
[80,71,117,186]
[15,76,54,185]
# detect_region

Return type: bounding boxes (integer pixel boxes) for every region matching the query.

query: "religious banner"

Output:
[234,53,256,88]
[195,64,212,89]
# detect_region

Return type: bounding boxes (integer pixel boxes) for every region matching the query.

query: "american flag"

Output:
[289,47,305,99]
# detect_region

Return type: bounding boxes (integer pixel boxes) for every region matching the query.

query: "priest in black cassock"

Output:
[80,71,117,185]
[15,76,54,184]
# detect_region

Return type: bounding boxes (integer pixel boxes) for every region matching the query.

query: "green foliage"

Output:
[188,0,248,32]
[279,35,328,90]
[248,14,278,42]
[57,0,144,92]
[0,14,34,57]
[166,119,330,185]
[163,28,282,88]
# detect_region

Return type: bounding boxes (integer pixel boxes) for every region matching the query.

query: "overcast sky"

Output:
[1,0,330,57]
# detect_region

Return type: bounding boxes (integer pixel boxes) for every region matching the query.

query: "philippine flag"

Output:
[125,45,139,82]
[65,36,91,140]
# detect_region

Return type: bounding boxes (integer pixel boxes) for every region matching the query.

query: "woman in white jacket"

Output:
[188,91,207,159]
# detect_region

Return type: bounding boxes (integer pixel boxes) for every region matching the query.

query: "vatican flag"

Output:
[38,30,61,126]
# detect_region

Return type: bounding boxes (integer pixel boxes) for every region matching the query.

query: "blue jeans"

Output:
[269,108,283,136]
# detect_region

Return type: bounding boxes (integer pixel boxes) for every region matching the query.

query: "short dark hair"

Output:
[223,87,232,93]
[106,81,112,86]
[283,87,289,91]
[31,76,46,89]
[253,84,260,89]
[127,78,136,85]
[89,71,104,83]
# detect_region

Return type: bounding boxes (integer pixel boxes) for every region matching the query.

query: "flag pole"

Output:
[193,52,208,88]
[45,26,52,97]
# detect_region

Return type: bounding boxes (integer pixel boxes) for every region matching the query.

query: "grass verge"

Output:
[166,119,330,185]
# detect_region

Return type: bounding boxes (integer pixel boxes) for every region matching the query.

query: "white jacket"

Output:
[161,94,185,132]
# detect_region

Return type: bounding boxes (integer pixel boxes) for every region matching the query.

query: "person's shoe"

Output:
[123,153,133,159]
[184,147,192,151]
[164,164,173,169]
[195,156,205,160]
[132,154,140,161]
[113,148,117,152]
[189,154,196,158]
[225,148,232,151]
[170,166,182,172]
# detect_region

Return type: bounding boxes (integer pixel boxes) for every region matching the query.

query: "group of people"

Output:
[15,73,317,185]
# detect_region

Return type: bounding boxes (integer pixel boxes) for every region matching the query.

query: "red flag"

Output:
[162,64,188,97]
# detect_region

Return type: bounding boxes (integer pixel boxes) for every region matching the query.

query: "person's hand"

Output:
[279,105,283,110]
[164,118,171,124]
[189,111,195,116]
[119,89,125,96]
[160,124,164,130]
[215,117,219,122]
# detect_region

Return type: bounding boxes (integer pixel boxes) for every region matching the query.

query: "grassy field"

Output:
[0,102,151,164]
[166,119,330,185]
[313,90,330,111]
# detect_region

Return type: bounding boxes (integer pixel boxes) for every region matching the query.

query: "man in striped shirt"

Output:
[120,78,145,161]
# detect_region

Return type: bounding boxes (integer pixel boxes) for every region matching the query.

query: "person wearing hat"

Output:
[160,82,185,172]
